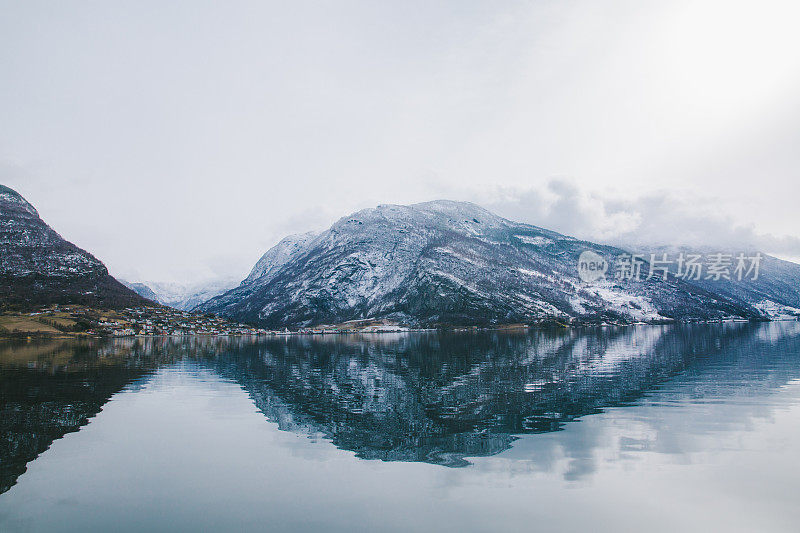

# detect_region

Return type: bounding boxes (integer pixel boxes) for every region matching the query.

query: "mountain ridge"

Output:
[198,200,762,328]
[121,277,239,311]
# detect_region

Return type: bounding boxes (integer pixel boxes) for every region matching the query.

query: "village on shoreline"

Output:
[0,305,434,339]
[1,303,794,341]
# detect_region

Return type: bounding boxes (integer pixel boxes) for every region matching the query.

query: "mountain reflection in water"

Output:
[2,321,800,494]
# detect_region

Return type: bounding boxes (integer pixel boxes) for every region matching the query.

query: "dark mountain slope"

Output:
[0,185,151,309]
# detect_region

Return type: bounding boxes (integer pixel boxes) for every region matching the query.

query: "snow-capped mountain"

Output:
[198,200,760,328]
[243,231,318,285]
[0,184,151,308]
[122,277,240,311]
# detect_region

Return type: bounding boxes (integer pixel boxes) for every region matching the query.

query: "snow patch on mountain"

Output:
[517,235,553,246]
[752,299,800,320]
[588,284,662,322]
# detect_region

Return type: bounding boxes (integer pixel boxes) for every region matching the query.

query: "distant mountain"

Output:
[121,281,161,303]
[122,277,240,311]
[0,185,151,309]
[634,246,800,319]
[198,200,760,328]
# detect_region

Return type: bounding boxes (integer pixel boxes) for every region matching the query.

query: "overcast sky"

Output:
[2,0,799,283]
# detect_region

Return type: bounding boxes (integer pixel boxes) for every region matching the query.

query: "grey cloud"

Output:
[485,179,800,257]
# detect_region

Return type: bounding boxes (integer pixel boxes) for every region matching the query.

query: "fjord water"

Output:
[1,323,800,532]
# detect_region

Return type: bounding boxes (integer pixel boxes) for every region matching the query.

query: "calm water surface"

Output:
[1,322,800,532]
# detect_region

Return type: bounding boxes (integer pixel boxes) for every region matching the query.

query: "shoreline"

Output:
[2,316,795,341]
